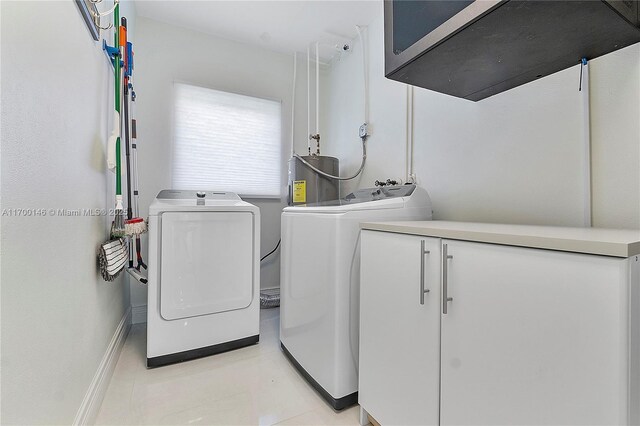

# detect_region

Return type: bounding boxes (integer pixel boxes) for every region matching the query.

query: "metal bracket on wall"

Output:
[75,0,120,41]
[75,0,100,41]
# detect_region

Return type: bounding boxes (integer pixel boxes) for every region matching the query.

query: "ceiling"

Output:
[135,0,380,62]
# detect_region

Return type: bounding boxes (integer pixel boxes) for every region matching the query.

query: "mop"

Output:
[119,18,135,270]
[128,82,148,271]
[122,36,146,239]
[98,238,127,281]
[119,22,147,284]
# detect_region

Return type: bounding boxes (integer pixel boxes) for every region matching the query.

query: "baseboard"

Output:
[73,307,131,425]
[132,304,147,324]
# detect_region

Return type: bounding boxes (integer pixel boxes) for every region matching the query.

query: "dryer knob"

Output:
[196,191,206,198]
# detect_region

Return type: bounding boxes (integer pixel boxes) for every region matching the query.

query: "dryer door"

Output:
[160,211,254,320]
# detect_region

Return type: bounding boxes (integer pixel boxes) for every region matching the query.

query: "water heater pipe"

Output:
[307,46,311,155]
[580,58,592,227]
[291,52,297,158]
[316,41,320,137]
[406,85,415,184]
[292,26,369,181]
[356,25,369,124]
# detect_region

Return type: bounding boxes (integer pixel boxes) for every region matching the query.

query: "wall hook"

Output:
[93,14,113,31]
[94,0,118,18]
[90,0,118,31]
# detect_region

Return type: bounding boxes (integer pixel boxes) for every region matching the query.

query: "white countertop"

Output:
[361,221,640,258]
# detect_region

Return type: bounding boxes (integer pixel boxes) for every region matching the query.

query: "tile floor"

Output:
[96,308,361,425]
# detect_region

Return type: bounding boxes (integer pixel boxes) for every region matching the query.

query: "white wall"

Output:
[0,1,135,423]
[324,6,640,229]
[131,17,302,309]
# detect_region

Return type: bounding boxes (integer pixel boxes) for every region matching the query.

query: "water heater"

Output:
[287,155,339,206]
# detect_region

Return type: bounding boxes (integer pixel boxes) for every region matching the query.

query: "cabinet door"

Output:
[440,240,629,426]
[359,231,441,425]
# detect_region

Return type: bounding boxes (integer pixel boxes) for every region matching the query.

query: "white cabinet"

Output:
[359,230,640,426]
[440,239,633,425]
[359,231,441,426]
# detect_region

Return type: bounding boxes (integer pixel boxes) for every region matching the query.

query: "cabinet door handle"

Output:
[442,243,454,314]
[420,240,430,305]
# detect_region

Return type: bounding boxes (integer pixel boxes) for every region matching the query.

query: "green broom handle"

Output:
[114,1,122,197]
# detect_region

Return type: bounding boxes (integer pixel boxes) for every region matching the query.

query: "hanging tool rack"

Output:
[99,1,148,283]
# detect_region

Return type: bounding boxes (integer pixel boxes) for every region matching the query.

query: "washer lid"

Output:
[149,190,259,215]
[284,197,405,213]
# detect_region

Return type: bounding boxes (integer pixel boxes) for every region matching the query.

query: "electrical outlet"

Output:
[359,123,368,139]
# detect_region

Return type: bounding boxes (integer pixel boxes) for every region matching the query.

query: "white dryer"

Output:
[147,190,260,367]
[280,184,432,409]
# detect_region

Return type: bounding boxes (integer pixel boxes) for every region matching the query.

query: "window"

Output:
[172,83,282,198]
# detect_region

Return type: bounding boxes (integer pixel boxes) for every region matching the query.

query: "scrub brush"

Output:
[125,217,146,236]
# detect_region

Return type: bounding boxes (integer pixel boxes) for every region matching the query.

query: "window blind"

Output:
[172,83,282,197]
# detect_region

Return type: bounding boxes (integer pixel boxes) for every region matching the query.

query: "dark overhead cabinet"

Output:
[384,0,640,101]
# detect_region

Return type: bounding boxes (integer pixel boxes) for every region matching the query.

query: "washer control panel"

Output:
[345,184,415,202]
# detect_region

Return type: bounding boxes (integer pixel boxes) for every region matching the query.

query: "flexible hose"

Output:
[293,137,366,181]
[261,239,281,262]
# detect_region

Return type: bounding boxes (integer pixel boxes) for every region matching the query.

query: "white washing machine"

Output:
[280,184,432,409]
[147,190,260,367]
